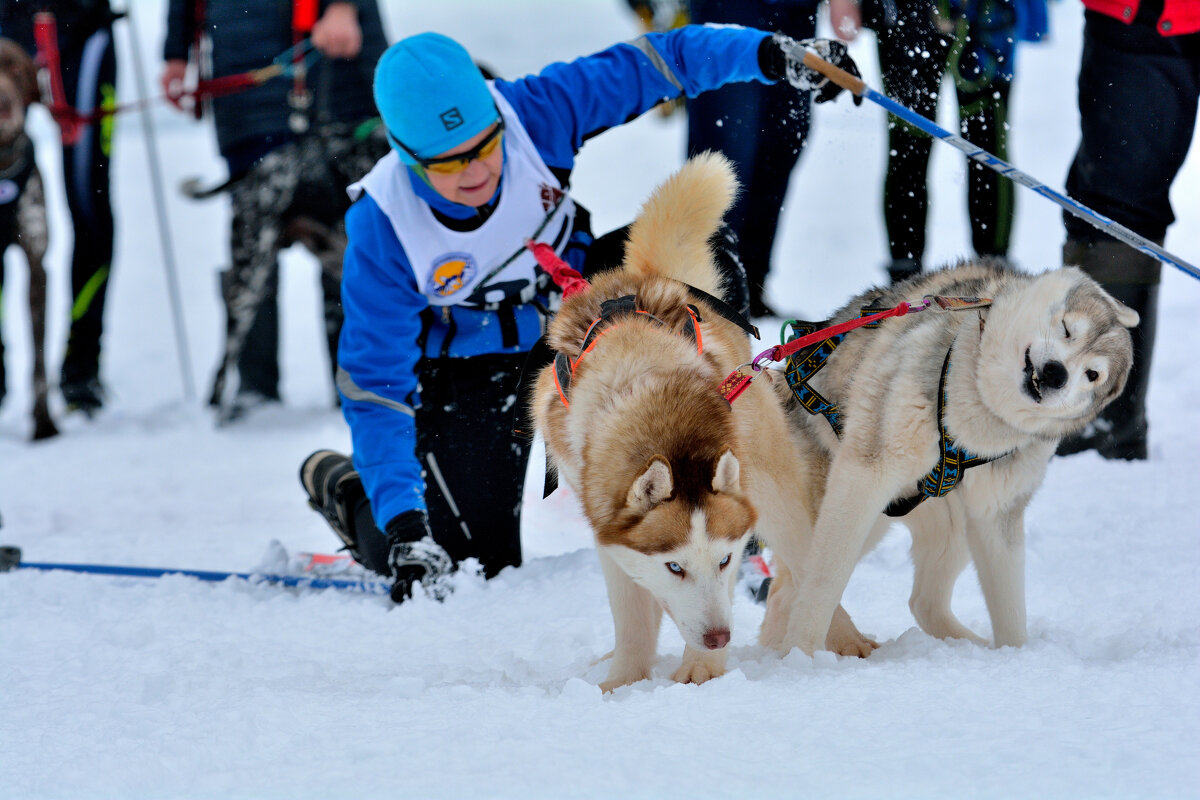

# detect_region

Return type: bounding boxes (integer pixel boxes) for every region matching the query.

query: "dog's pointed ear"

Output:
[712,449,740,494]
[627,457,673,511]
[1106,294,1140,329]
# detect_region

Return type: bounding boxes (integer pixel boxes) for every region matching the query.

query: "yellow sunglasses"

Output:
[392,120,505,175]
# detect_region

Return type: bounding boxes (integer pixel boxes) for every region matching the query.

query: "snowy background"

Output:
[2,1,1199,798]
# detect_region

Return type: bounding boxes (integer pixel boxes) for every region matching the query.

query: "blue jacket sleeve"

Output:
[496,24,772,170]
[338,195,429,529]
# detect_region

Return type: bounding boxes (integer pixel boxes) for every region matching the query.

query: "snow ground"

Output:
[2,1,1198,798]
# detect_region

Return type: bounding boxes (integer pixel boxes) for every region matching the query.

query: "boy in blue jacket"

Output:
[301,27,861,603]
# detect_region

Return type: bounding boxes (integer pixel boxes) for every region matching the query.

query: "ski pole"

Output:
[800,50,1200,283]
[116,4,197,400]
[0,546,391,594]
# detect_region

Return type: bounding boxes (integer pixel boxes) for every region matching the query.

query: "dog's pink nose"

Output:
[703,629,730,650]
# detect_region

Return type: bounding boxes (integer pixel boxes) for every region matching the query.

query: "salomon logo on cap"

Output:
[374,33,497,164]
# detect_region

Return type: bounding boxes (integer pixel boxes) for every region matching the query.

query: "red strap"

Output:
[719,302,913,404]
[762,303,912,365]
[194,68,277,100]
[293,0,319,34]
[525,240,589,299]
[33,13,82,146]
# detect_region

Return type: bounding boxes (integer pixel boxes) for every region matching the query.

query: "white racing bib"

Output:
[350,88,576,307]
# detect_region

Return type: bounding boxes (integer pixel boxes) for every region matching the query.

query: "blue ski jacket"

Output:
[339,24,773,531]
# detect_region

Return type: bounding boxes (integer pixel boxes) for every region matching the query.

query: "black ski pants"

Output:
[347,351,530,580]
[410,353,531,577]
[1064,7,1200,270]
[876,0,1014,265]
[58,26,117,385]
[685,0,818,309]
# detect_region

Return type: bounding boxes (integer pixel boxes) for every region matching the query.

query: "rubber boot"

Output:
[1057,239,1159,460]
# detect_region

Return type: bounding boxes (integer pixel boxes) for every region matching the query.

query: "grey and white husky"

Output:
[757,261,1139,656]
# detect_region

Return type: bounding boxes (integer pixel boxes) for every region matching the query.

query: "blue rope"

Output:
[272,38,322,77]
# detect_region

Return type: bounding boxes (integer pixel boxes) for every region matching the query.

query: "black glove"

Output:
[758,34,864,106]
[384,510,454,604]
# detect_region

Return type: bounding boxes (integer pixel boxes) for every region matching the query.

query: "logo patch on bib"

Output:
[427,253,477,297]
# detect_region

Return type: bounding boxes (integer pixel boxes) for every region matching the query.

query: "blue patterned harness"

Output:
[782,313,1004,517]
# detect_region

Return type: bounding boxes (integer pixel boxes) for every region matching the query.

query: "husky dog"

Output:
[533,153,842,691]
[759,261,1138,656]
[0,39,55,440]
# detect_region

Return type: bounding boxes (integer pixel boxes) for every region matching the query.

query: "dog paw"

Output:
[671,661,725,685]
[599,670,650,694]
[671,648,727,685]
[827,633,878,658]
[825,604,878,658]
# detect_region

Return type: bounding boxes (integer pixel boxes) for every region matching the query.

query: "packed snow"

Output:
[2,2,1198,798]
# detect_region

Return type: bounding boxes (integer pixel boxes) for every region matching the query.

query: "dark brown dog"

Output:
[0,38,55,440]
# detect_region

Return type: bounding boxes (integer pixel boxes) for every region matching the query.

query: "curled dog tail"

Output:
[623,151,738,297]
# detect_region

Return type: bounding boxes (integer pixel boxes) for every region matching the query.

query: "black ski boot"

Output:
[60,371,105,416]
[1057,239,1159,460]
[886,258,922,286]
[60,310,106,415]
[300,450,367,559]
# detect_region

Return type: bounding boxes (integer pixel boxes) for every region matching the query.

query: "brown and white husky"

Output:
[531,153,863,692]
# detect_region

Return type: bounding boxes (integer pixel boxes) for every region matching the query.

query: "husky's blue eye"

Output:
[718,554,732,569]
[666,562,684,576]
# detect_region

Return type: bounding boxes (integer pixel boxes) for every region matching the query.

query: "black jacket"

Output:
[0,0,114,55]
[162,0,386,163]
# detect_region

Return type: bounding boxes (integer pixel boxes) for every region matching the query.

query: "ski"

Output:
[0,544,390,594]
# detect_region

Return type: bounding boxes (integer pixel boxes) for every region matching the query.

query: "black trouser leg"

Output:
[876,0,951,274]
[686,0,816,313]
[59,29,116,386]
[320,268,342,387]
[958,80,1013,258]
[1056,12,1197,459]
[1063,10,1198,247]
[416,353,530,577]
[231,266,281,399]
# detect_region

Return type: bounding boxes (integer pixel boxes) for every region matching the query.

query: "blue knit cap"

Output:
[374,33,497,164]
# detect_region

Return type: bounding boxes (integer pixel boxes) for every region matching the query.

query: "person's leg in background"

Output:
[949,0,1017,260]
[221,146,300,415]
[874,0,951,284]
[957,79,1013,259]
[58,26,116,412]
[1059,10,1198,460]
[686,0,817,318]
